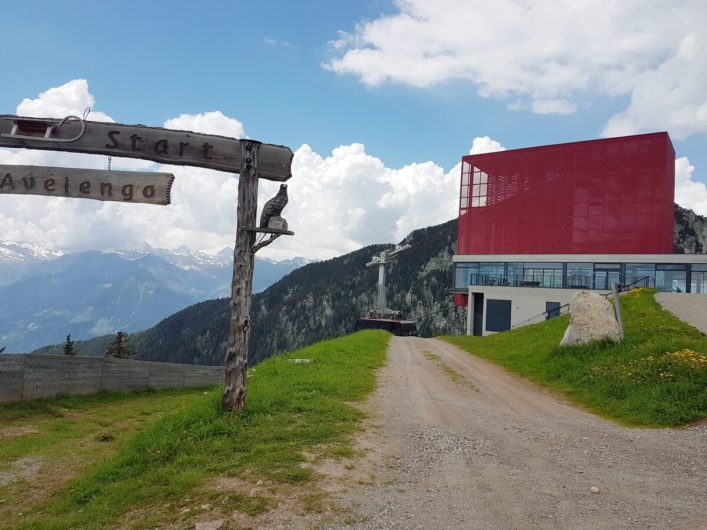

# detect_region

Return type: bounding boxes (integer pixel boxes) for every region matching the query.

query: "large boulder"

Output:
[560,291,620,346]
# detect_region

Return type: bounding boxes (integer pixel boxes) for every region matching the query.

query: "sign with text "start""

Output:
[0,115,293,181]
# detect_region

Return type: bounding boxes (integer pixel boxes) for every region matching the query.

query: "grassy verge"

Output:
[442,289,706,427]
[2,330,389,529]
[0,388,209,527]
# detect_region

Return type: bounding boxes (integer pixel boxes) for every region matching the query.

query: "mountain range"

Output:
[32,218,466,364]
[18,203,707,364]
[0,243,307,352]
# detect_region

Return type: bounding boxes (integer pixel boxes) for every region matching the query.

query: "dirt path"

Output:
[312,337,706,529]
[656,293,707,334]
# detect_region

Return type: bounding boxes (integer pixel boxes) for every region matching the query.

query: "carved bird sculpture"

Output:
[259,184,289,228]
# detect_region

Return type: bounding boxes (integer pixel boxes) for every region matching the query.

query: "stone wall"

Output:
[0,354,223,403]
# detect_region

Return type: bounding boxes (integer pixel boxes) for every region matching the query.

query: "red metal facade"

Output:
[457,132,675,255]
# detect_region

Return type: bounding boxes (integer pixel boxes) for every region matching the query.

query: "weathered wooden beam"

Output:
[0,164,174,205]
[0,115,293,181]
[222,141,259,411]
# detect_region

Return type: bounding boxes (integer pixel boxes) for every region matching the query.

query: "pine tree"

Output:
[63,334,75,356]
[105,331,132,359]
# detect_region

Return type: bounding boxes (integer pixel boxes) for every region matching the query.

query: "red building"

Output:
[458,132,675,255]
[453,132,707,336]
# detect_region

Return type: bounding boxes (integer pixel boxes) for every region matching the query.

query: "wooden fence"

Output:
[0,354,223,403]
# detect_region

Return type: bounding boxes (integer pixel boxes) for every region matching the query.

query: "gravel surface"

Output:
[656,293,707,334]
[313,337,707,529]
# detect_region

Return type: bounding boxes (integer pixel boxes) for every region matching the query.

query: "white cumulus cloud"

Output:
[326,0,707,137]
[164,111,245,139]
[6,79,699,263]
[531,99,578,116]
[17,79,113,122]
[469,136,506,155]
[0,80,488,260]
[675,157,707,216]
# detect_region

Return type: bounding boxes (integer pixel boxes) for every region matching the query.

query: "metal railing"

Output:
[456,272,655,292]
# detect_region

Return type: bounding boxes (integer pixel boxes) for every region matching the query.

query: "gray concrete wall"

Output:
[465,286,611,335]
[0,354,223,403]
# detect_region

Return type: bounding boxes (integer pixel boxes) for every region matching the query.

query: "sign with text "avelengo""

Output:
[0,165,174,205]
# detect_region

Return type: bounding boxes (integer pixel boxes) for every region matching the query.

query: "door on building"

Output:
[594,264,621,290]
[472,293,484,336]
[545,301,561,319]
[486,299,512,332]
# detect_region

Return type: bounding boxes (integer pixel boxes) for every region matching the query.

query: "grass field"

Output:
[0,330,390,530]
[443,289,707,427]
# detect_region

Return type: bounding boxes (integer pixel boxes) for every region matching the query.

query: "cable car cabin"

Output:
[354,318,418,336]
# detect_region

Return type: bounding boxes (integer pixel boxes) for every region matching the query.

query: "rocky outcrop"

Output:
[674,203,707,254]
[560,291,620,346]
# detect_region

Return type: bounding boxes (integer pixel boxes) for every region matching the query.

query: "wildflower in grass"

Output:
[664,349,707,369]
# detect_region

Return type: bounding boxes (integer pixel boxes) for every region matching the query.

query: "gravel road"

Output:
[315,337,707,529]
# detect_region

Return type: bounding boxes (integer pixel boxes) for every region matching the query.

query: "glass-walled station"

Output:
[454,261,707,294]
[453,132,707,337]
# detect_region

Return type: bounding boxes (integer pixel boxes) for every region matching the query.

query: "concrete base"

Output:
[466,286,610,336]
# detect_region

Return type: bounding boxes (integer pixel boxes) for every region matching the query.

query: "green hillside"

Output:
[444,289,707,426]
[32,203,704,366]
[1,330,390,530]
[35,218,462,365]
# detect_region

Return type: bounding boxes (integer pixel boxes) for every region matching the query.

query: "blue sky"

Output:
[1,0,706,260]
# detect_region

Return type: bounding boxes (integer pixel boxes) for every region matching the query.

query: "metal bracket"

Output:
[253,233,282,253]
[240,226,295,253]
[0,115,86,143]
[240,226,295,236]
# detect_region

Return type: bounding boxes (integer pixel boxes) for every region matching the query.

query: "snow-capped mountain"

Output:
[0,241,64,286]
[0,242,309,353]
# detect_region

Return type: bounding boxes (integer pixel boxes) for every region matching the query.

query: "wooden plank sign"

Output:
[0,115,293,181]
[0,165,174,205]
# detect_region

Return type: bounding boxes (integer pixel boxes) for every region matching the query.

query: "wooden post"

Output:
[222,141,260,411]
[611,282,624,341]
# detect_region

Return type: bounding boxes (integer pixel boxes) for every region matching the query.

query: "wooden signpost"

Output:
[0,113,294,412]
[0,115,293,180]
[0,165,174,205]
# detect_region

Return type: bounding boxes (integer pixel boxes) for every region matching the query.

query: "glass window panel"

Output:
[690,271,707,294]
[507,262,523,274]
[472,184,481,196]
[566,263,593,288]
[656,269,686,292]
[455,263,479,288]
[478,263,505,285]
[656,264,686,270]
[691,264,707,271]
[471,197,480,207]
[626,263,655,274]
[478,196,487,207]
[524,262,562,269]
[461,197,469,209]
[479,183,487,196]
[480,172,488,184]
[625,263,655,287]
